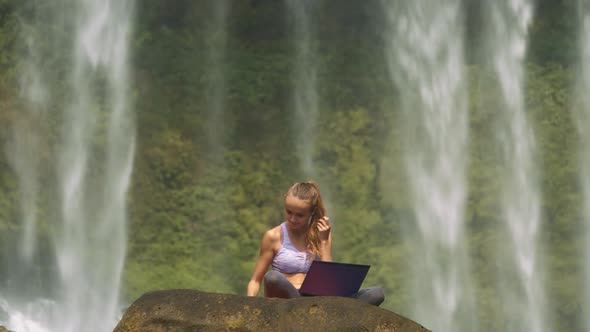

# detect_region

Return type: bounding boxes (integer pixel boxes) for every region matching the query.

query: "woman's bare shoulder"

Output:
[264,224,282,241]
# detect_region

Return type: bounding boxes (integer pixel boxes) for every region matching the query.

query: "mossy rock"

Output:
[114,289,429,332]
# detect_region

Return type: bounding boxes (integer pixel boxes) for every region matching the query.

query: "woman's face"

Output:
[284,194,313,231]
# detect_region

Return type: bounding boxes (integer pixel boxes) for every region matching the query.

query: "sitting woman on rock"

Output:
[246,181,384,306]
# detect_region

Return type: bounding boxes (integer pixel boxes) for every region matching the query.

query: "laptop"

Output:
[299,260,370,297]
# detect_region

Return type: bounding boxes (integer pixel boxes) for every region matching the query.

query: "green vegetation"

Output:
[0,1,586,330]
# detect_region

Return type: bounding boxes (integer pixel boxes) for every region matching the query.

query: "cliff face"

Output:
[114,289,430,332]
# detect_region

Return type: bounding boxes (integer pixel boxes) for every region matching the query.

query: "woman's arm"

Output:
[247,230,276,296]
[317,216,332,261]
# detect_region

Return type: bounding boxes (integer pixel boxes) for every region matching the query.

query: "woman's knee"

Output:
[357,286,385,306]
[263,270,300,298]
[370,286,385,306]
[263,270,284,286]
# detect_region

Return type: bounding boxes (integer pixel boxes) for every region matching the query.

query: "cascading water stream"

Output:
[1,1,136,331]
[487,1,546,331]
[576,1,590,330]
[286,0,319,177]
[381,1,476,331]
[6,24,49,265]
[204,0,229,161]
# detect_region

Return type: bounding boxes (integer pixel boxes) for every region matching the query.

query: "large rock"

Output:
[114,289,429,332]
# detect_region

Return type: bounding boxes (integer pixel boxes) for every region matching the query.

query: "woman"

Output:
[247,181,384,306]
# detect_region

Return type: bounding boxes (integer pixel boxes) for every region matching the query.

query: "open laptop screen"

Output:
[299,261,370,297]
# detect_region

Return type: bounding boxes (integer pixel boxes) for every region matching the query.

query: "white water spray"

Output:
[487,1,546,331]
[1,1,136,331]
[286,0,319,177]
[0,299,55,332]
[382,1,476,331]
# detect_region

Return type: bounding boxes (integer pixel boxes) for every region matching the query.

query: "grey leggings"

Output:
[264,270,385,306]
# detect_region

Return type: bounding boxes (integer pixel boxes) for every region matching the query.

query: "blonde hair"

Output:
[284,181,326,257]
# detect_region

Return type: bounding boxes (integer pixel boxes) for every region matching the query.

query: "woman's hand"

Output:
[317,216,331,241]
[317,216,332,261]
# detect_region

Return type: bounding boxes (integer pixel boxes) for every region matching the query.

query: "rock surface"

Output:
[114,289,429,332]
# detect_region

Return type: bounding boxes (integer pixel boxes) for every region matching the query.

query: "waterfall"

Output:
[381,1,477,331]
[286,0,319,177]
[55,0,135,331]
[7,32,45,264]
[1,0,136,331]
[204,0,229,161]
[577,1,590,330]
[486,1,547,331]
